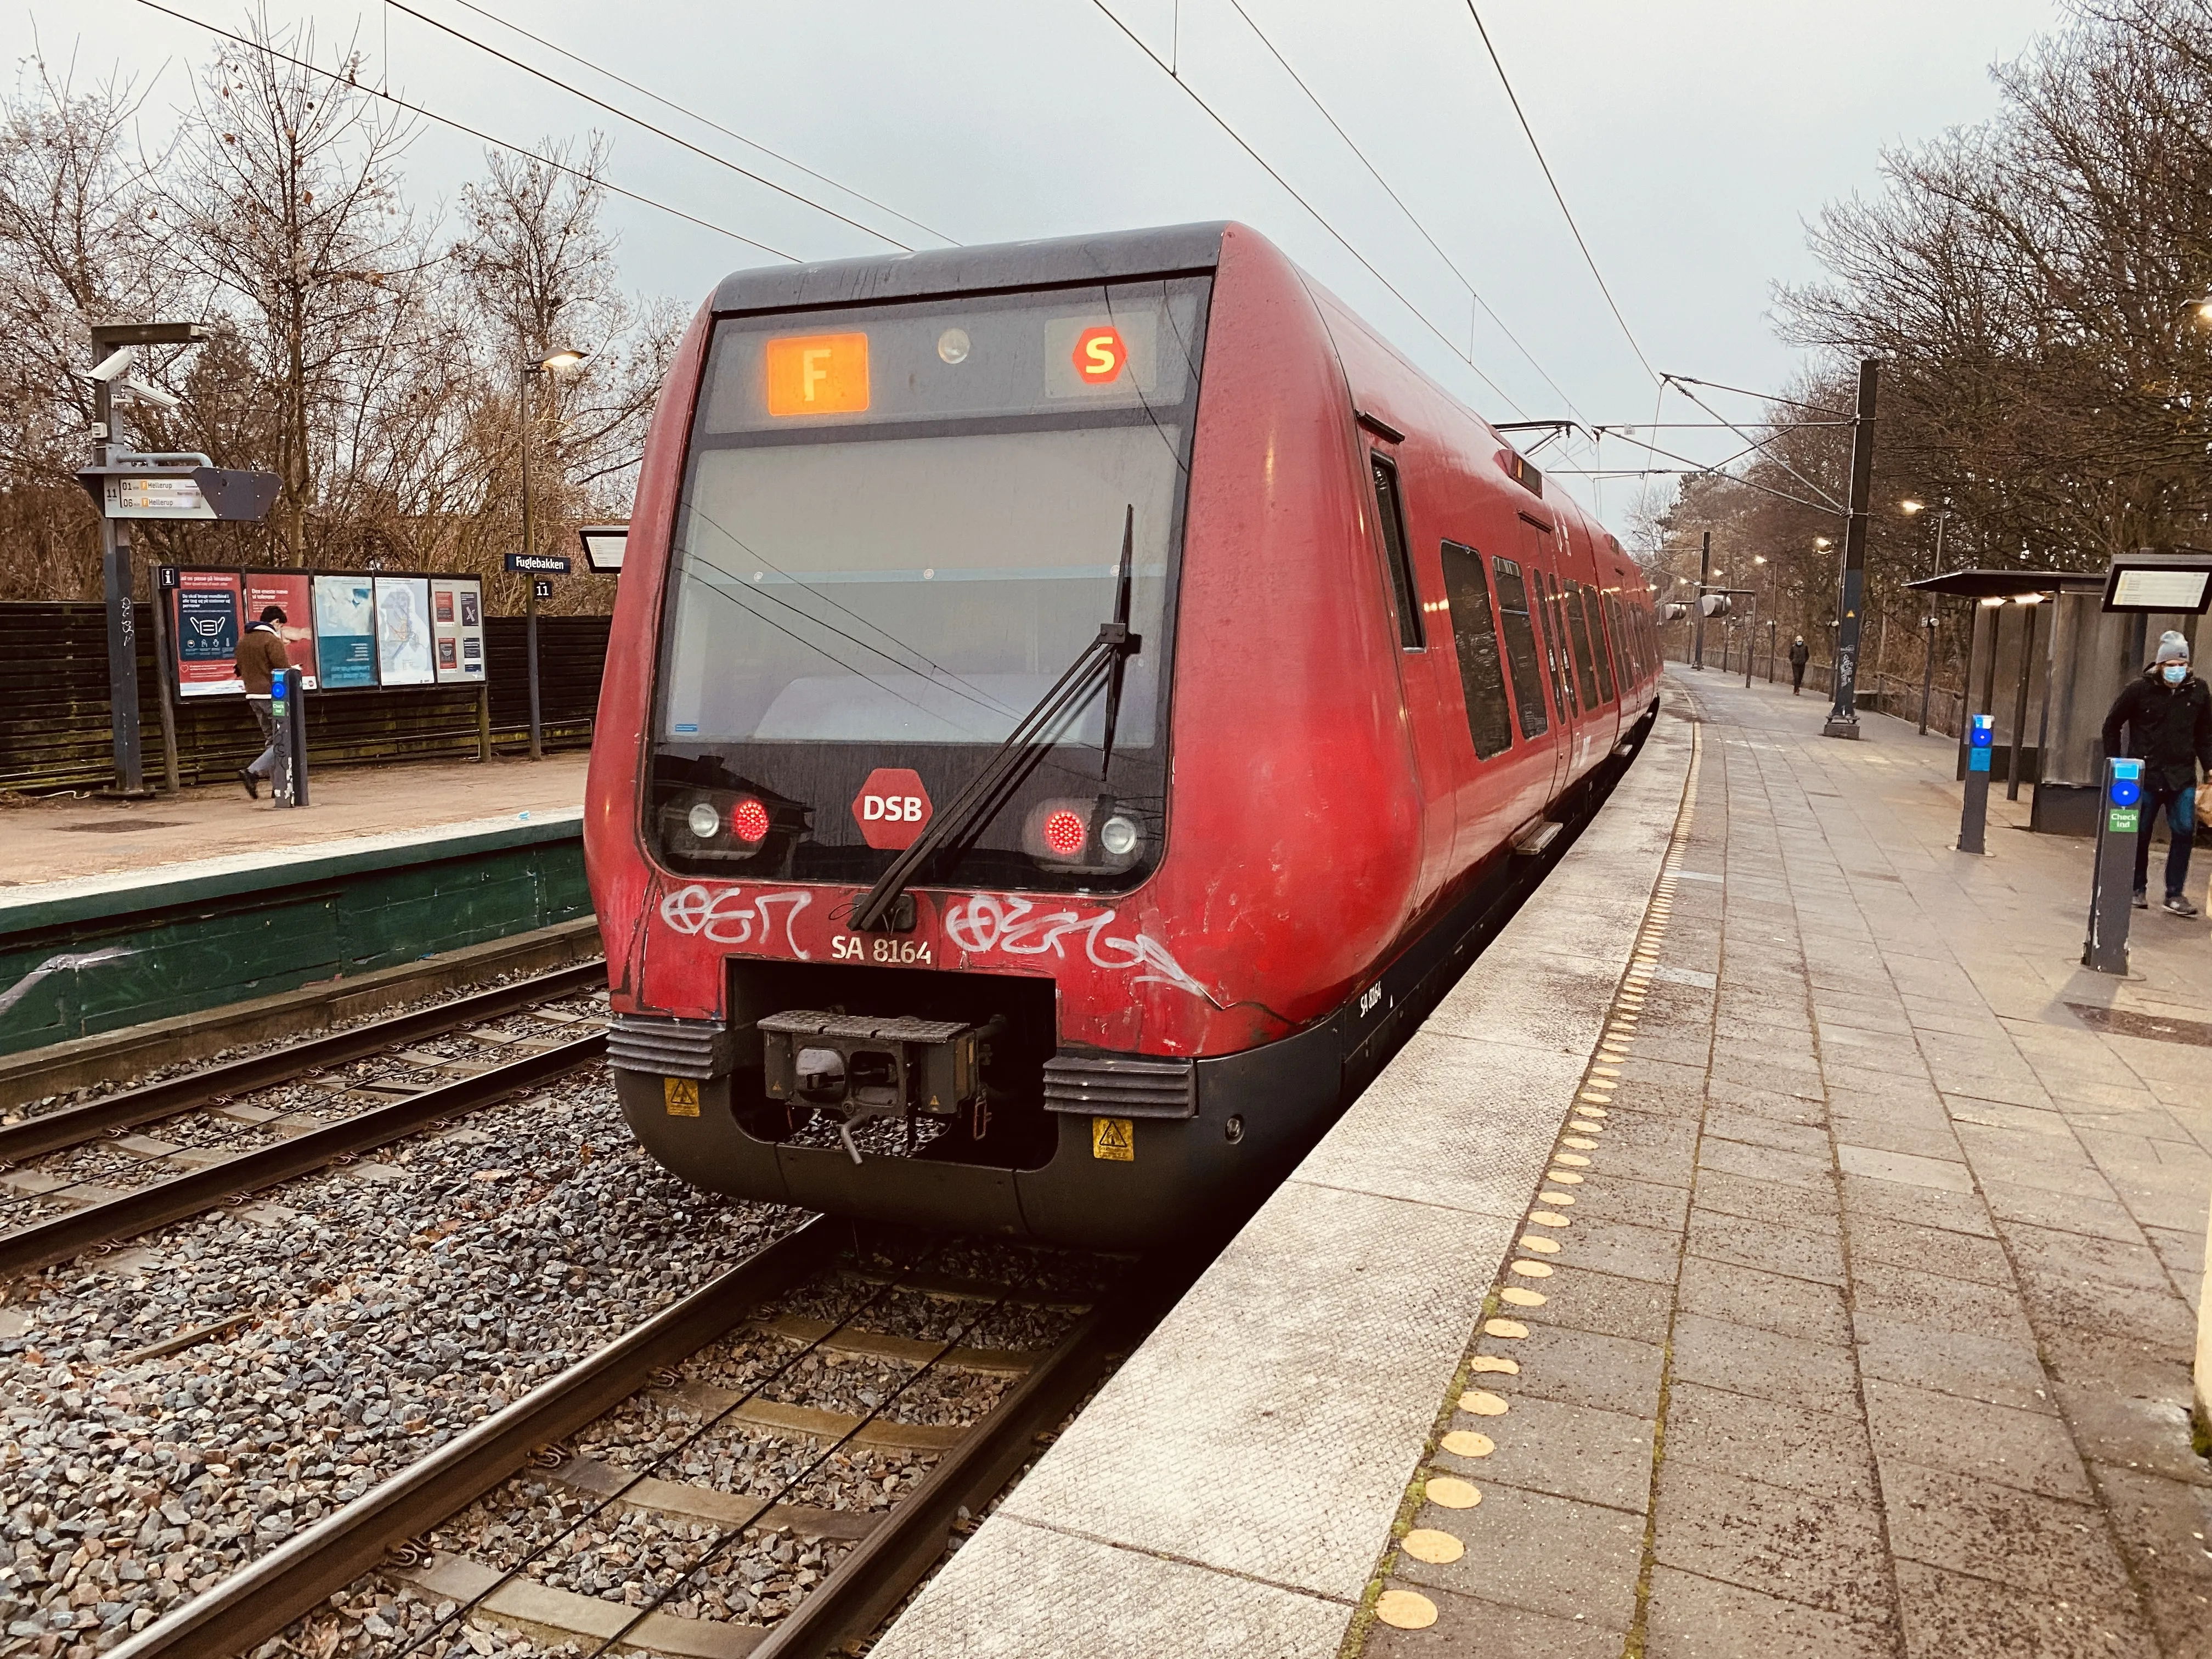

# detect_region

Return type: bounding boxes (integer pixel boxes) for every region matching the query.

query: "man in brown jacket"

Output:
[234,606,290,799]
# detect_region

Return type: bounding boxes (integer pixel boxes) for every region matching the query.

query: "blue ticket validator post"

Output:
[1958,713,1995,854]
[2084,757,2141,975]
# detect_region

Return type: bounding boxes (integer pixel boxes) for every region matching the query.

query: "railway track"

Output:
[0,962,611,1278]
[108,1217,1169,1659]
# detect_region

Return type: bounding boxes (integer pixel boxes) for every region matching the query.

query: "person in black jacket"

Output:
[1788,635,1809,694]
[2100,630,2212,915]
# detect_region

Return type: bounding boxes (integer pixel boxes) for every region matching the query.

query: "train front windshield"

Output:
[652,277,1209,893]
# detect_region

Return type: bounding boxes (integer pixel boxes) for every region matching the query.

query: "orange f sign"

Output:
[766,332,870,416]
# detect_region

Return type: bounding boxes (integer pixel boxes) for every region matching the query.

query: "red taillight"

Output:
[731,797,771,844]
[1042,809,1086,857]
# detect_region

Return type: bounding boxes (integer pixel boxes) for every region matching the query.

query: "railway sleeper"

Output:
[393,1549,764,1659]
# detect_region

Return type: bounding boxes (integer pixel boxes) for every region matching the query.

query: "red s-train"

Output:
[585,222,1660,1248]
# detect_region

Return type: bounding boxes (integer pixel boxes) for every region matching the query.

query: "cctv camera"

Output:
[116,380,180,411]
[88,346,138,382]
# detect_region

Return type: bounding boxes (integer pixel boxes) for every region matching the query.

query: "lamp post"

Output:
[1902,500,1952,738]
[518,348,588,761]
[1824,358,1881,741]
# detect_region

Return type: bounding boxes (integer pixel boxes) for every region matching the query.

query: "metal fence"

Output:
[0,601,611,794]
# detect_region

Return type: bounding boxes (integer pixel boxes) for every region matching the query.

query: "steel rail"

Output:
[746,1270,1165,1659]
[0,960,608,1165]
[106,1217,840,1659]
[0,1032,606,1277]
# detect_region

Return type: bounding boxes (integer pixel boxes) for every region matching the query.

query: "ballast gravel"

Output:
[0,1061,798,1657]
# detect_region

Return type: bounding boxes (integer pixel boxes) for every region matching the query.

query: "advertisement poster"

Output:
[373,575,436,686]
[312,575,378,689]
[172,570,244,697]
[241,571,317,690]
[429,575,487,684]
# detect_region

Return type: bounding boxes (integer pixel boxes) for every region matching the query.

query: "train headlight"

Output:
[731,796,772,844]
[686,800,721,840]
[1099,815,1141,857]
[1042,809,1087,857]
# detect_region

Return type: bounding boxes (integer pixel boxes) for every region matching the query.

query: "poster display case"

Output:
[159,566,490,698]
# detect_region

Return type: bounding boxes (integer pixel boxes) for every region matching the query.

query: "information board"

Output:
[373,576,436,686]
[172,570,243,697]
[312,574,377,689]
[429,576,487,683]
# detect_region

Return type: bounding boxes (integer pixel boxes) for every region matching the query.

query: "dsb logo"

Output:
[852,767,933,850]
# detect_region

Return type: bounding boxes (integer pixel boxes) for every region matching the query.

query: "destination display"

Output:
[159,565,492,698]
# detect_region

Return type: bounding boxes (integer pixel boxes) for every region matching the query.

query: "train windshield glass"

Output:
[652,277,1209,891]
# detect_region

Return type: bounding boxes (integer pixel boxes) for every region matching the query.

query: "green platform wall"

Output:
[0,816,589,1057]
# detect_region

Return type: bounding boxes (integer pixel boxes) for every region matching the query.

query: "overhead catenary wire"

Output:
[1592,427,1842,517]
[441,0,957,247]
[1663,374,1843,511]
[1087,0,1529,417]
[1219,0,1587,424]
[385,0,937,252]
[1462,3,1656,386]
[134,0,803,261]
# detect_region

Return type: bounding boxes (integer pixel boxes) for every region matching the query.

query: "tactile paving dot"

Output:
[1441,1429,1496,1456]
[1561,1137,1599,1150]
[1467,1355,1520,1375]
[1482,1318,1530,1338]
[1519,1235,1561,1253]
[1538,1192,1575,1205]
[1459,1389,1509,1415]
[1401,1529,1465,1565]
[1576,1105,1609,1118]
[1528,1211,1570,1227]
[1545,1170,1584,1184]
[1375,1589,1440,1629]
[1500,1286,1547,1307]
[1510,1259,1555,1278]
[1568,1120,1605,1133]
[1424,1476,1482,1509]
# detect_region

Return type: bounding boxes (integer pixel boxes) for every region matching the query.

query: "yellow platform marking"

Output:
[1376,1589,1439,1628]
[1424,1476,1482,1509]
[1401,1529,1464,1565]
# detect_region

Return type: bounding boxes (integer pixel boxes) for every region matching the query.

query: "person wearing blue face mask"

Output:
[2101,630,2212,915]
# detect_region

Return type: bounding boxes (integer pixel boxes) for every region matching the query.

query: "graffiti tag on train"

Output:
[941,894,1208,998]
[658,884,814,956]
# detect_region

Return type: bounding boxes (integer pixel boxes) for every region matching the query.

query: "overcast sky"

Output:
[26,0,2063,523]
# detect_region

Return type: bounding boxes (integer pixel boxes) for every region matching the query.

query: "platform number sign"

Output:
[1967,713,1995,774]
[1091,1116,1134,1161]
[2108,758,2143,836]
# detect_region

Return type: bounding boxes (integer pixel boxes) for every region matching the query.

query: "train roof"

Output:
[709,222,1231,316]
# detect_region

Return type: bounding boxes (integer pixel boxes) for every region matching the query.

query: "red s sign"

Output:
[1073,326,1126,385]
[852,768,933,850]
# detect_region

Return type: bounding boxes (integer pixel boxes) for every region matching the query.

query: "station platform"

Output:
[875,674,2212,1659]
[0,750,588,888]
[0,753,592,1060]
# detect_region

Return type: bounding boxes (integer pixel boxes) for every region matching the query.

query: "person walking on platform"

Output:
[1788,635,1809,695]
[2101,629,2212,916]
[234,605,290,800]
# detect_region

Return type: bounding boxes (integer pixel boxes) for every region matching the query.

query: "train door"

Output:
[1519,512,1576,798]
[1367,447,1462,908]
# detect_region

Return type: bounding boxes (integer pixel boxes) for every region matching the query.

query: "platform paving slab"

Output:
[884,672,2212,1657]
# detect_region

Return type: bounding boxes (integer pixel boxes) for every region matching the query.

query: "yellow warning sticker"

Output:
[1091,1116,1134,1161]
[664,1077,701,1117]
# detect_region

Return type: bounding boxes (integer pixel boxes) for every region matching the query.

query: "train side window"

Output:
[1612,594,1639,682]
[1583,586,1617,703]
[1488,557,1550,738]
[1563,580,1600,707]
[1438,541,1514,759]
[1537,571,1576,715]
[1369,453,1425,650]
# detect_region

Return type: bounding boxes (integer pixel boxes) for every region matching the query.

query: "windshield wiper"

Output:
[852,505,1141,933]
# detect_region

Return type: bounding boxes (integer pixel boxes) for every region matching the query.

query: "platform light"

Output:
[1814,536,1832,550]
[1979,596,2007,608]
[2012,592,2045,605]
[539,348,588,374]
[1900,499,1926,514]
